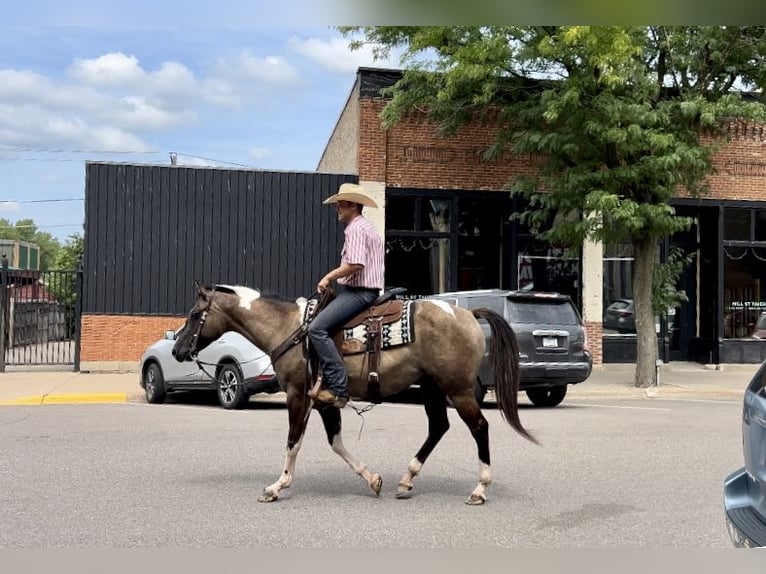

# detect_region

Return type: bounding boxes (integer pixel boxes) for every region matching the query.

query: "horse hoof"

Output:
[258,489,279,503]
[370,474,383,496]
[395,485,413,499]
[465,494,486,505]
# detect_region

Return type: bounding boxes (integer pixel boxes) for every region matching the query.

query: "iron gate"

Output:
[0,266,82,370]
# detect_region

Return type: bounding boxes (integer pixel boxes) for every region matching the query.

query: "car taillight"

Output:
[618,310,633,317]
[582,323,590,353]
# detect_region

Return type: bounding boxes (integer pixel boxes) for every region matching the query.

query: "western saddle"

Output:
[325,287,408,403]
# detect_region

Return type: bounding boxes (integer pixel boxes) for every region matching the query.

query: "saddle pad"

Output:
[341,299,415,351]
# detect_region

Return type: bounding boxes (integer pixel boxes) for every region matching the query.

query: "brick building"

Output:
[75,67,766,371]
[318,67,766,366]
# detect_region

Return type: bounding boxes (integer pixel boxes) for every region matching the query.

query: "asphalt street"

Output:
[0,393,744,548]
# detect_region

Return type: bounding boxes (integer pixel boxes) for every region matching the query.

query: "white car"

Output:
[139,329,280,409]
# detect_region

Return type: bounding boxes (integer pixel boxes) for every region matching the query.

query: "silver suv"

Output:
[430,288,592,407]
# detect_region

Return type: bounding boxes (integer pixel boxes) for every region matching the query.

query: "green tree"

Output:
[53,233,83,271]
[339,26,766,387]
[0,218,61,270]
[47,233,83,308]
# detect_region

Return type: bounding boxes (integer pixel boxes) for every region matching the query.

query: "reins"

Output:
[189,287,274,384]
[267,288,334,365]
[188,287,379,432]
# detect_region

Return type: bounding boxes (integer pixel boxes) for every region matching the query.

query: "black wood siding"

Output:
[83,162,354,315]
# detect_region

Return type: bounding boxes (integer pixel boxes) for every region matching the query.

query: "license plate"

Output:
[542,336,558,348]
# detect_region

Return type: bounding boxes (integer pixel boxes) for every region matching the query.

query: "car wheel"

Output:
[474,379,487,407]
[525,385,567,408]
[217,363,248,410]
[144,362,167,404]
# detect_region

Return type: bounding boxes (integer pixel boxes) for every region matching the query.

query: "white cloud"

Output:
[68,52,145,86]
[0,103,152,151]
[240,52,300,85]
[88,126,152,151]
[205,51,301,106]
[288,36,401,74]
[249,147,270,159]
[0,46,305,153]
[110,96,196,131]
[67,53,198,104]
[0,69,110,112]
[0,201,20,213]
[0,52,203,148]
[201,78,240,106]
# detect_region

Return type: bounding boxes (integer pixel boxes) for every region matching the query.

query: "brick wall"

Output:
[80,315,185,362]
[359,100,535,189]
[585,322,604,365]
[359,100,766,200]
[696,122,766,199]
[358,99,388,182]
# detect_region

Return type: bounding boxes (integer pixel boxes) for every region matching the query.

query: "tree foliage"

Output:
[339,26,766,386]
[43,234,84,312]
[53,234,84,272]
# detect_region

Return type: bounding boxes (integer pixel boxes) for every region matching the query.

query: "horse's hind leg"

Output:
[396,378,450,499]
[450,393,491,505]
[258,391,311,503]
[317,404,382,496]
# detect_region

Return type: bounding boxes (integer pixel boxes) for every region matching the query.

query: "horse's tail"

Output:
[472,308,538,445]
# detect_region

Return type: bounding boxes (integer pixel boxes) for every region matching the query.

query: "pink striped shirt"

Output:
[338,215,385,290]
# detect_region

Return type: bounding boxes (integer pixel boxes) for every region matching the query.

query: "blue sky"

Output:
[0,3,402,244]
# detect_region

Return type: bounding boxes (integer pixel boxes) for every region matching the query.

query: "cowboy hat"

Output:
[322,183,378,209]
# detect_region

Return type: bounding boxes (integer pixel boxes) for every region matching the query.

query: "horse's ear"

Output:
[194,280,206,297]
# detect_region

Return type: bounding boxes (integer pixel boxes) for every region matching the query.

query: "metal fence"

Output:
[0,265,82,370]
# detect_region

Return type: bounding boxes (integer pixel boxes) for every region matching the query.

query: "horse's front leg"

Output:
[317,405,382,496]
[258,390,311,503]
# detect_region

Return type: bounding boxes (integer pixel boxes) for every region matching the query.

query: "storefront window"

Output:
[385,196,417,231]
[723,246,766,339]
[385,194,452,295]
[516,244,579,303]
[385,237,450,295]
[724,208,751,241]
[603,243,635,336]
[458,198,507,290]
[754,209,766,242]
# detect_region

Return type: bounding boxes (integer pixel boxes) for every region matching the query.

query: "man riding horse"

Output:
[307,183,385,408]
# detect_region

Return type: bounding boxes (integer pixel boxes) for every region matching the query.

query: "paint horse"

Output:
[172,282,538,505]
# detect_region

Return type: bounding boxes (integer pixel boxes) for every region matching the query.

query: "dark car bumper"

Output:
[519,361,592,385]
[724,467,766,548]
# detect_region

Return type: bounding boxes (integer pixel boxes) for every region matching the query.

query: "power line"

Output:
[0,198,83,204]
[0,147,257,169]
[0,224,82,229]
[0,146,160,154]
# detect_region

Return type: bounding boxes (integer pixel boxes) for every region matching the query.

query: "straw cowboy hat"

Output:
[322,183,378,209]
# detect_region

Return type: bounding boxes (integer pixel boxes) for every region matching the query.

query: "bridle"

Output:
[189,289,215,359]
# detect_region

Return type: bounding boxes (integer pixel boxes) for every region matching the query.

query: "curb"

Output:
[0,393,129,406]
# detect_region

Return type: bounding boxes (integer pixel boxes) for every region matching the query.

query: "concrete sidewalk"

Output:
[0,361,757,406]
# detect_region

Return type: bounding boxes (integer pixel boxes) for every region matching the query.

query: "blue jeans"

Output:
[307,286,379,397]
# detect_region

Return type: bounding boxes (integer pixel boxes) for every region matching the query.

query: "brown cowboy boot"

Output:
[308,375,348,408]
[312,389,348,408]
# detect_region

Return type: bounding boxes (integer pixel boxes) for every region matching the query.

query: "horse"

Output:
[171,281,538,505]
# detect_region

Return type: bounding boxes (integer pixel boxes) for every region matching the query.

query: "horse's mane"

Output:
[212,284,302,312]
